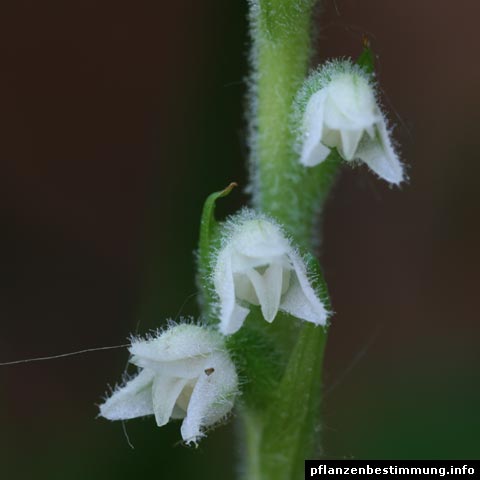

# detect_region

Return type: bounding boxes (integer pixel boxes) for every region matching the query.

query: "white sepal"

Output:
[213,211,329,335]
[99,368,155,420]
[99,323,238,444]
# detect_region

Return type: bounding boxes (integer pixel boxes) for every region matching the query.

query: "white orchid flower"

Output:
[213,212,329,335]
[99,323,238,444]
[296,60,404,185]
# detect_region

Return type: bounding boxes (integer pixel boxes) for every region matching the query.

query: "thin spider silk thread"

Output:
[0,344,130,366]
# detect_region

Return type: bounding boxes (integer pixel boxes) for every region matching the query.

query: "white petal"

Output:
[220,303,250,335]
[129,324,222,363]
[175,379,197,411]
[321,126,340,150]
[339,129,364,161]
[356,117,404,185]
[215,249,250,335]
[300,90,331,166]
[300,138,331,167]
[180,352,238,444]
[234,271,260,305]
[280,252,328,325]
[99,369,155,421]
[246,263,284,323]
[151,375,189,427]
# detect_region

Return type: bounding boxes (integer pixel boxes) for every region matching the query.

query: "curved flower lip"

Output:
[297,62,404,185]
[213,214,329,335]
[99,324,238,444]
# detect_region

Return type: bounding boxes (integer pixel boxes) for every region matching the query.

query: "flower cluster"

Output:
[99,211,328,443]
[100,54,403,447]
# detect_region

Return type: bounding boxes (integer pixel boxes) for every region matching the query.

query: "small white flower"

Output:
[296,60,404,185]
[213,211,329,335]
[99,323,238,444]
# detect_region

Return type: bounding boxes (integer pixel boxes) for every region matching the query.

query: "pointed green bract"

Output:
[259,253,329,478]
[260,324,327,478]
[197,182,238,322]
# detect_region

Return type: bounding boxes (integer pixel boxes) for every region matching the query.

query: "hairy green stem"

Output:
[248,0,337,248]
[243,1,334,479]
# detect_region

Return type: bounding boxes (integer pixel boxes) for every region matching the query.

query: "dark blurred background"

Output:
[1,1,479,478]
